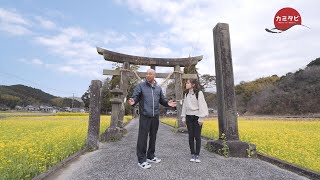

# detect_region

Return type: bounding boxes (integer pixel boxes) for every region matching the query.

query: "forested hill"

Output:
[0,84,82,109]
[235,57,320,115]
[0,84,56,107]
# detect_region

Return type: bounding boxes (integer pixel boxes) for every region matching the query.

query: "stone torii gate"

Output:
[87,23,255,158]
[97,47,203,129]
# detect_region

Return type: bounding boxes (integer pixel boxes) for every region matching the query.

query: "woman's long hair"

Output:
[184,79,201,98]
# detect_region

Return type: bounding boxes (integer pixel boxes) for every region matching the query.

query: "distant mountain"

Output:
[0,84,83,109]
[235,57,320,115]
[0,84,57,106]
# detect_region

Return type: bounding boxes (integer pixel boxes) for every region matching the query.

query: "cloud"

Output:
[35,34,69,47]
[34,16,57,30]
[0,8,30,25]
[0,8,32,35]
[115,0,320,84]
[0,23,31,35]
[0,9,123,79]
[35,32,97,60]
[112,44,174,58]
[18,58,43,65]
[2,6,205,80]
[31,58,44,65]
[100,31,128,44]
[61,27,87,38]
[5,2,320,89]
[58,66,77,73]
[149,46,172,56]
[18,58,27,63]
[33,26,113,79]
[44,9,68,20]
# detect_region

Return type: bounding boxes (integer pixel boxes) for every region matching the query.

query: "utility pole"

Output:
[72,93,74,109]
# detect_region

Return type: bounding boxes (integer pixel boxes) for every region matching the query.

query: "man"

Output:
[129,69,177,169]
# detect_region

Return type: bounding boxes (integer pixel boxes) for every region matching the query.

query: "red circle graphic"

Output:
[274,7,302,31]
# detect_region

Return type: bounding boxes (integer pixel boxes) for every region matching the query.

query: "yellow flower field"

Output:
[161,118,320,172]
[0,115,131,180]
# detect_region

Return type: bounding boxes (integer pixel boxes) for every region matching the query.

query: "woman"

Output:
[181,79,209,163]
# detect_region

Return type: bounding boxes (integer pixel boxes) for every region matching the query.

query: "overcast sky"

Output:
[0,0,319,97]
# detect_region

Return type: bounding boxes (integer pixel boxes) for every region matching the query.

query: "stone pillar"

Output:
[101,87,123,142]
[86,80,102,150]
[207,23,256,157]
[118,62,130,129]
[133,105,139,118]
[174,65,184,129]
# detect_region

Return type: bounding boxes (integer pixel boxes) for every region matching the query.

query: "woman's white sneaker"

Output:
[138,162,151,169]
[190,154,196,162]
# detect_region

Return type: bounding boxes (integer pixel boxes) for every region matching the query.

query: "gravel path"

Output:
[46,118,309,180]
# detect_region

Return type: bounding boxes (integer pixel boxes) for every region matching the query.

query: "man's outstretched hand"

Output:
[128,98,135,106]
[168,100,177,107]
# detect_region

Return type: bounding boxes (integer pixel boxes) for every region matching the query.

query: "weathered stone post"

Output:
[118,62,130,129]
[207,23,256,157]
[101,86,123,141]
[86,80,102,150]
[133,105,139,118]
[174,65,184,129]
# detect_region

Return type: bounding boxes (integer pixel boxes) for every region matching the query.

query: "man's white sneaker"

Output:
[195,155,201,163]
[147,157,161,163]
[138,162,151,169]
[190,154,196,162]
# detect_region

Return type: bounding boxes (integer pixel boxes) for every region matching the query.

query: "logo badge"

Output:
[266,7,310,33]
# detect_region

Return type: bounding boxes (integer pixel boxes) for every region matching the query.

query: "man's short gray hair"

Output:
[147,69,156,75]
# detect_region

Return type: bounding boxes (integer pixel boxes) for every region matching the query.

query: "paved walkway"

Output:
[46,118,308,180]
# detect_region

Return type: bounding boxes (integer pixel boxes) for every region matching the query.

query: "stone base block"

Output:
[206,140,256,158]
[119,127,128,135]
[101,127,123,142]
[117,121,124,128]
